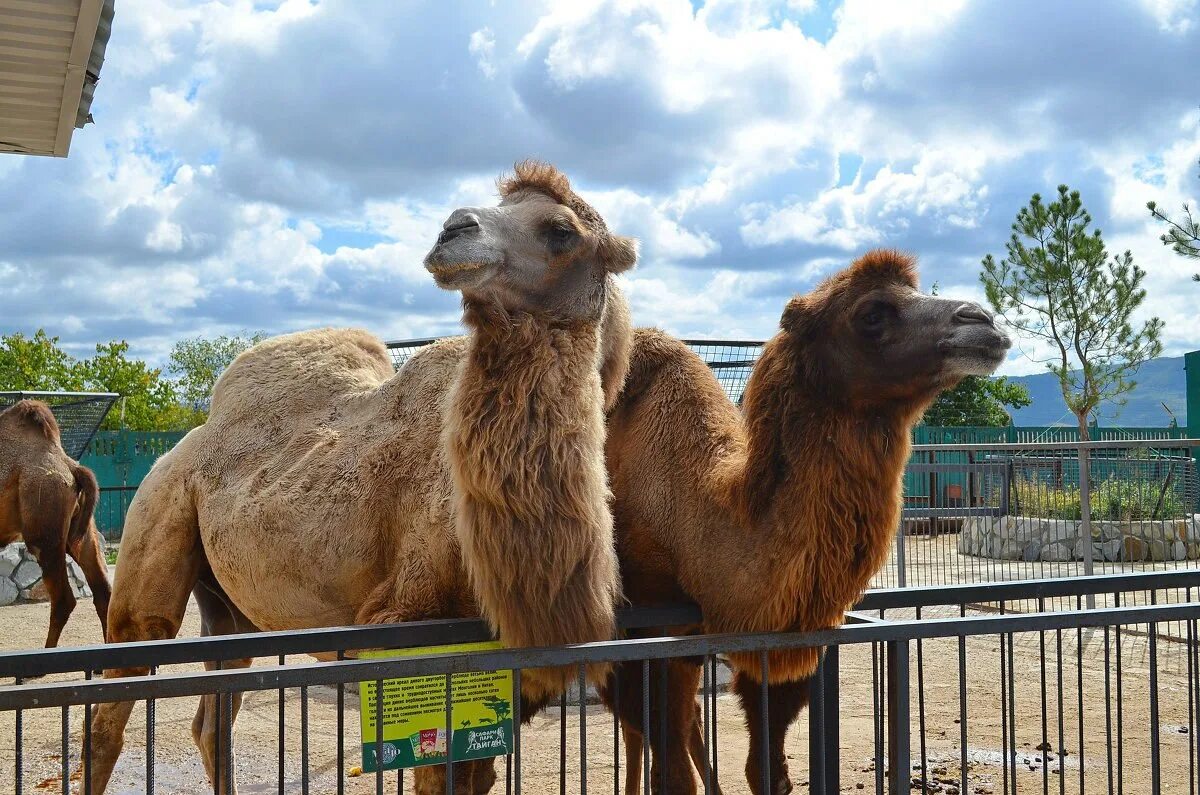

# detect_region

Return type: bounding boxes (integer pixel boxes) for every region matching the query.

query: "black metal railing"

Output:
[3,571,1200,794]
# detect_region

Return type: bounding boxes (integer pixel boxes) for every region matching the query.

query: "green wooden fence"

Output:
[82,431,187,537]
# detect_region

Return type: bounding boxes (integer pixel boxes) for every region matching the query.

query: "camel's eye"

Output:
[859,302,891,335]
[544,221,578,251]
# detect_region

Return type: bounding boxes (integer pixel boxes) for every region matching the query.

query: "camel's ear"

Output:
[600,235,638,274]
[780,296,814,336]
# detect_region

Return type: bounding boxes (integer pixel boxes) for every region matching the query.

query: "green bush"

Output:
[1008,476,1185,520]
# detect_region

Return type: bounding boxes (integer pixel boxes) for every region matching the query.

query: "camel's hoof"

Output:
[773,778,793,795]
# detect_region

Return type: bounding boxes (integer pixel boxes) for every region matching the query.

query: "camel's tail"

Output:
[70,465,100,546]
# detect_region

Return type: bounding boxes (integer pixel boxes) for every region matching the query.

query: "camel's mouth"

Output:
[940,334,1011,376]
[425,259,487,288]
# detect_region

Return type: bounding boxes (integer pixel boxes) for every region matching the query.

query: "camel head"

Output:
[424,160,637,322]
[779,249,1011,409]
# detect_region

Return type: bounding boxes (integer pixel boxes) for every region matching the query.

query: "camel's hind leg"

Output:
[34,541,76,648]
[68,523,113,638]
[85,470,202,794]
[190,574,257,795]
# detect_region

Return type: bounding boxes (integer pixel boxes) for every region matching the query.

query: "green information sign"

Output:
[358,641,514,771]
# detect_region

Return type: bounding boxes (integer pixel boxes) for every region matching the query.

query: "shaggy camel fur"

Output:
[85,161,635,795]
[0,400,110,647]
[602,251,1011,795]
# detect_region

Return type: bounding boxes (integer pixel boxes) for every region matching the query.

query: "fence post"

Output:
[808,648,840,795]
[1079,443,1096,610]
[894,516,907,589]
[886,640,910,795]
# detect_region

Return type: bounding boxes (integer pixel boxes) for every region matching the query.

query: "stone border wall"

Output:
[957,515,1200,563]
[0,543,93,607]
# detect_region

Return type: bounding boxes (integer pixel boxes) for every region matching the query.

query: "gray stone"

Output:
[0,577,17,607]
[1174,541,1188,561]
[1042,542,1073,562]
[1044,520,1077,544]
[1149,539,1168,562]
[1022,540,1042,562]
[12,560,41,590]
[0,544,21,578]
[1100,539,1123,563]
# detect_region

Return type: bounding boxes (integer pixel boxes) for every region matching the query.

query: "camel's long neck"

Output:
[725,334,916,632]
[445,304,618,670]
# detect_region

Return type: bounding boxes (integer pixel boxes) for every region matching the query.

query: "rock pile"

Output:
[957,515,1200,563]
[0,542,93,607]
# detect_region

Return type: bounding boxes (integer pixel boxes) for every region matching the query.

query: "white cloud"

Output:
[2,0,1199,387]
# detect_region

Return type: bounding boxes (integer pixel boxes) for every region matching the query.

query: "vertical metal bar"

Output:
[874,639,885,795]
[759,652,771,795]
[280,655,287,795]
[1080,445,1096,609]
[14,676,22,795]
[1076,597,1085,795]
[1000,630,1009,795]
[824,647,841,795]
[1039,597,1049,795]
[1115,597,1124,795]
[895,515,907,589]
[916,611,928,794]
[375,678,384,795]
[445,674,453,795]
[959,605,968,795]
[224,690,234,795]
[337,651,345,795]
[612,666,621,795]
[642,661,650,795]
[84,671,92,795]
[702,658,711,795]
[1056,627,1065,795]
[559,690,567,795]
[1189,616,1196,795]
[1150,593,1161,795]
[215,662,222,795]
[579,665,587,795]
[60,705,69,795]
[1104,625,1114,795]
[710,655,719,785]
[148,665,156,795]
[887,639,910,795]
[514,668,522,795]
[660,662,669,795]
[1007,624,1017,795]
[301,686,310,795]
[809,655,826,795]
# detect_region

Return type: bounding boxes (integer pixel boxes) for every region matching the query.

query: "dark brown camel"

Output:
[0,400,111,647]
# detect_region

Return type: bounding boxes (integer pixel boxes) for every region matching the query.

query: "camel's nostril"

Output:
[437,220,478,245]
[954,303,993,326]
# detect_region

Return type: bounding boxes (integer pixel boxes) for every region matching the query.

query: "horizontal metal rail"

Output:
[911,438,1200,452]
[5,601,1200,711]
[0,603,702,679]
[0,391,120,400]
[857,568,1200,610]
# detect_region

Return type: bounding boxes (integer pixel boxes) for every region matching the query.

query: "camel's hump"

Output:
[210,328,394,418]
[0,399,61,444]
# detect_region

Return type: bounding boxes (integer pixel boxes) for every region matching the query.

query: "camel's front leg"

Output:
[84,470,202,794]
[68,522,112,638]
[733,673,812,795]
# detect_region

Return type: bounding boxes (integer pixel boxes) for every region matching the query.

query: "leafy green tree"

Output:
[923,375,1032,426]
[1147,159,1200,281]
[168,332,266,412]
[77,341,186,431]
[981,185,1163,440]
[0,330,84,391]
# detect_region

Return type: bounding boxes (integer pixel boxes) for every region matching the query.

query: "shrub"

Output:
[1008,475,1185,521]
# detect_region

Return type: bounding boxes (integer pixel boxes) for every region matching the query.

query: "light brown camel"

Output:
[84,161,635,795]
[0,400,111,647]
[599,251,1011,795]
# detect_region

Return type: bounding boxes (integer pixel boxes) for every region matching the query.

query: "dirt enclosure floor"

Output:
[3,571,1200,794]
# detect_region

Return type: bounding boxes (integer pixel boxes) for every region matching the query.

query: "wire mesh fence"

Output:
[385,338,765,404]
[0,392,118,460]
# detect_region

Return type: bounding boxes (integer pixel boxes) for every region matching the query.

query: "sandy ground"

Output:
[4,560,1200,794]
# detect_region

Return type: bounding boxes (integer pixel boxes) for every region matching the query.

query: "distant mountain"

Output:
[1004,355,1188,427]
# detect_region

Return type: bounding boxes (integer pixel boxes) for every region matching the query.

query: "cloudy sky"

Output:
[3,0,1198,375]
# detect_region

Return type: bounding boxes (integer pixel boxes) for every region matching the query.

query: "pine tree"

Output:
[981,185,1163,440]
